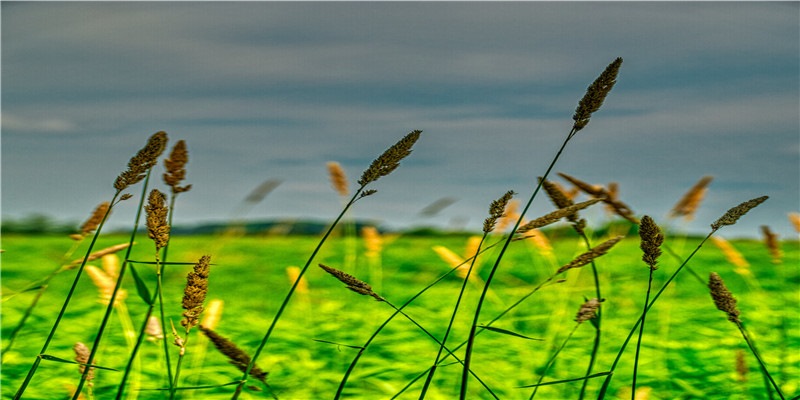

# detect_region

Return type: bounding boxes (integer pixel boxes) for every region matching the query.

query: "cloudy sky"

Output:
[2,2,798,239]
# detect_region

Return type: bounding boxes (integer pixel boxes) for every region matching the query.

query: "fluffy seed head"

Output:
[484,191,515,233]
[145,189,170,251]
[708,272,741,323]
[572,57,623,131]
[163,140,192,194]
[182,255,211,330]
[711,196,768,231]
[358,130,421,187]
[638,216,664,270]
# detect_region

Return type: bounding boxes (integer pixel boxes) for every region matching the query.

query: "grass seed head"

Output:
[318,264,384,301]
[517,198,603,235]
[358,130,421,187]
[182,255,211,330]
[761,225,782,264]
[575,298,604,323]
[145,315,164,342]
[327,161,350,197]
[114,131,168,192]
[77,202,110,238]
[789,212,800,233]
[145,189,170,251]
[711,196,768,231]
[73,342,95,385]
[484,190,515,233]
[557,236,623,274]
[572,57,623,131]
[639,215,664,270]
[199,325,269,384]
[670,176,713,221]
[163,139,192,194]
[708,272,741,323]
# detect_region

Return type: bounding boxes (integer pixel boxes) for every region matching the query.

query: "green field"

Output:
[2,231,798,399]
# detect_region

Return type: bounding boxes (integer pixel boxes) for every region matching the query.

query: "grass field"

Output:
[2,230,798,399]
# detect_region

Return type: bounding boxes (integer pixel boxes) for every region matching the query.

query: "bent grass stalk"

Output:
[460,57,622,399]
[231,130,421,398]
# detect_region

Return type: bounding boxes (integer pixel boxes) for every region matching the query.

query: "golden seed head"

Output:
[711,236,749,269]
[78,202,110,237]
[711,196,768,231]
[789,212,800,233]
[73,342,95,384]
[639,215,664,270]
[65,242,131,270]
[557,236,623,274]
[163,140,192,194]
[484,190,516,233]
[358,130,422,187]
[362,226,383,258]
[557,173,638,224]
[735,349,748,382]
[572,57,623,131]
[708,272,741,323]
[145,189,170,250]
[327,161,350,197]
[575,298,604,323]
[318,264,384,301]
[199,325,269,383]
[114,131,168,191]
[86,265,127,305]
[670,176,713,221]
[182,255,211,330]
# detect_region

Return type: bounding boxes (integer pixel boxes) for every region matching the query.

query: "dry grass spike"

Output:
[670,176,713,221]
[760,225,782,264]
[182,255,211,330]
[318,264,384,301]
[199,325,269,384]
[358,130,421,187]
[517,198,603,235]
[557,236,624,274]
[572,57,623,131]
[76,202,110,239]
[575,298,604,323]
[327,161,350,197]
[163,139,192,194]
[145,189,170,251]
[73,342,96,387]
[638,215,664,270]
[114,131,168,192]
[711,196,768,231]
[708,272,741,323]
[484,190,515,233]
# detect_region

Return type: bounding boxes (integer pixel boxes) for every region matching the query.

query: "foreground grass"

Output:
[2,232,798,399]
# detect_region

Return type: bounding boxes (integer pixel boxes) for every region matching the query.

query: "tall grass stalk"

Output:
[12,194,116,400]
[230,130,421,398]
[460,57,623,399]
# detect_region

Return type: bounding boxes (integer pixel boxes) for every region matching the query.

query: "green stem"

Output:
[74,173,154,399]
[13,192,118,400]
[530,323,580,399]
[631,268,654,399]
[460,130,574,399]
[419,234,488,399]
[231,187,364,399]
[578,234,602,400]
[737,321,785,399]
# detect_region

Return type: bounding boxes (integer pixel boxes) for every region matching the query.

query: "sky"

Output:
[2,2,799,239]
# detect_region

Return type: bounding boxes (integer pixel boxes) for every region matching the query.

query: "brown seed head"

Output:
[182,255,211,330]
[358,130,421,187]
[670,176,713,221]
[575,298,604,323]
[114,131,168,191]
[711,196,768,231]
[163,140,192,194]
[558,173,638,224]
[789,212,800,233]
[65,242,131,270]
[484,190,515,233]
[145,189,170,251]
[572,57,623,131]
[517,198,603,235]
[327,161,350,197]
[77,202,110,238]
[708,272,741,323]
[557,236,623,274]
[638,216,664,270]
[199,325,268,384]
[760,225,782,264]
[318,264,384,301]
